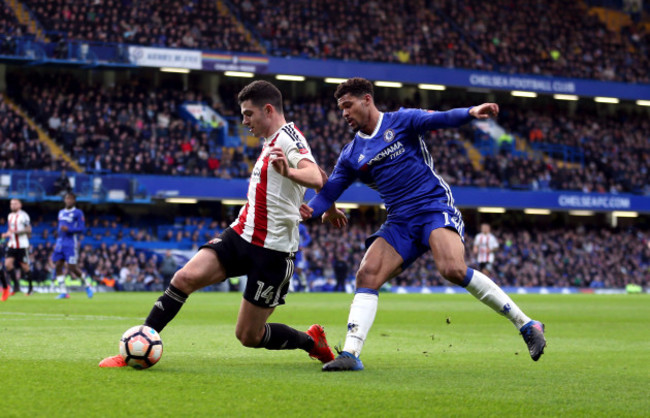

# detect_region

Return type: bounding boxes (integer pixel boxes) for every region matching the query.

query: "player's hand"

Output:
[299,203,314,221]
[322,207,348,229]
[470,103,499,119]
[60,225,69,232]
[269,146,289,177]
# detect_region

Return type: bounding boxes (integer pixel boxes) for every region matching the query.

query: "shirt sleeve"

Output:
[277,130,316,168]
[405,107,474,132]
[69,211,85,234]
[16,213,30,233]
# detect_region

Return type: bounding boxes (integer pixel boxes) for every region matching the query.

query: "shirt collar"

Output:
[357,113,384,139]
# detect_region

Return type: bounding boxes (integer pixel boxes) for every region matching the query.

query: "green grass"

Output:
[1,292,649,417]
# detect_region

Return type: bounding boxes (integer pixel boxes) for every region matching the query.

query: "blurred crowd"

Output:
[231,0,481,68]
[1,0,647,83]
[4,73,650,195]
[27,241,164,291]
[300,220,650,290]
[0,3,27,41]
[439,0,650,83]
[22,0,262,53]
[13,74,252,178]
[0,95,66,171]
[230,0,650,83]
[9,215,648,291]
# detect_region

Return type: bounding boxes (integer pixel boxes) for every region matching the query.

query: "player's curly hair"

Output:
[237,80,284,114]
[334,77,374,100]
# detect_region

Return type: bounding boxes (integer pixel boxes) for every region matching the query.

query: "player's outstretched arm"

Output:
[469,103,499,119]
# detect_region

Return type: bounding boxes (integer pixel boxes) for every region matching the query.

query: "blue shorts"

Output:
[51,243,79,265]
[365,208,465,270]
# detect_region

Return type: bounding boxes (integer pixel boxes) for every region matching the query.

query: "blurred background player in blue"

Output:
[292,222,311,292]
[52,192,93,299]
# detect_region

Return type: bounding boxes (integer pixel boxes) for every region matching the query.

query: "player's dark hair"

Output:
[237,80,284,114]
[65,192,76,199]
[334,77,374,100]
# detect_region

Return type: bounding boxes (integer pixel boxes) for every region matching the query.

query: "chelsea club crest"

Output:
[383,129,395,142]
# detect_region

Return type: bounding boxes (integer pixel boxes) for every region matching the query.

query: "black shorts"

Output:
[200,228,295,308]
[6,248,29,265]
[478,262,492,271]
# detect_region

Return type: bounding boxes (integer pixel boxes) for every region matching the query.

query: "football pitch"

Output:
[1,292,648,417]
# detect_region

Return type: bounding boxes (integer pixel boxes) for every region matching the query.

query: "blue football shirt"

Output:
[309,107,474,219]
[56,207,85,246]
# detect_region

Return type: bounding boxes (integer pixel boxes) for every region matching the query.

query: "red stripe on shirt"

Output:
[10,213,19,249]
[232,203,249,235]
[251,135,278,246]
[293,124,305,137]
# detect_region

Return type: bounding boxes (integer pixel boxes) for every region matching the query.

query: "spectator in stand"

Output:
[159,250,177,289]
[52,170,72,196]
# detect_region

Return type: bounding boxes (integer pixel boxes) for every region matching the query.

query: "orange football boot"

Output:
[306,324,335,363]
[98,355,127,368]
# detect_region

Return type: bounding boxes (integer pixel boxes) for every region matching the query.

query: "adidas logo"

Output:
[358,154,364,163]
[155,301,164,311]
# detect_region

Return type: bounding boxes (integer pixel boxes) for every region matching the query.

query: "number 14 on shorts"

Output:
[255,281,275,305]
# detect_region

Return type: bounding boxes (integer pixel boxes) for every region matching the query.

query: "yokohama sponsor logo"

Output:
[367,141,404,166]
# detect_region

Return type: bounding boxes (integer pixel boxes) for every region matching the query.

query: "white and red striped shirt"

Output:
[231,123,315,253]
[7,210,30,249]
[473,232,498,264]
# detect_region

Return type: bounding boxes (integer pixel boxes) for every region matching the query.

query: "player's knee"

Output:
[438,263,466,284]
[235,328,261,347]
[356,265,382,289]
[170,269,198,294]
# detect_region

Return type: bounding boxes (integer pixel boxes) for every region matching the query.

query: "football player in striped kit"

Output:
[1,199,33,300]
[100,80,341,367]
[303,78,546,371]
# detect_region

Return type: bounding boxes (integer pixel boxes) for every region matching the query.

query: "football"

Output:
[119,325,163,369]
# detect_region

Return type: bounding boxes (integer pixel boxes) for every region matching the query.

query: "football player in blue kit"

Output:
[301,77,546,371]
[52,192,93,299]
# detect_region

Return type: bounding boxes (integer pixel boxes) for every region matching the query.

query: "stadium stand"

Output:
[301,220,650,290]
[5,71,649,194]
[0,94,64,170]
[438,0,650,83]
[227,0,650,83]
[21,0,262,53]
[0,3,26,41]
[0,0,648,294]
[4,0,645,83]
[16,211,648,292]
[9,73,252,178]
[228,0,482,68]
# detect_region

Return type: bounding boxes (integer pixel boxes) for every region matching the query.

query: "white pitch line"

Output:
[0,312,141,321]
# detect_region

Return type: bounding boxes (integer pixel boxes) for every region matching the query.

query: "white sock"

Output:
[463,268,531,330]
[56,275,67,294]
[342,289,378,357]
